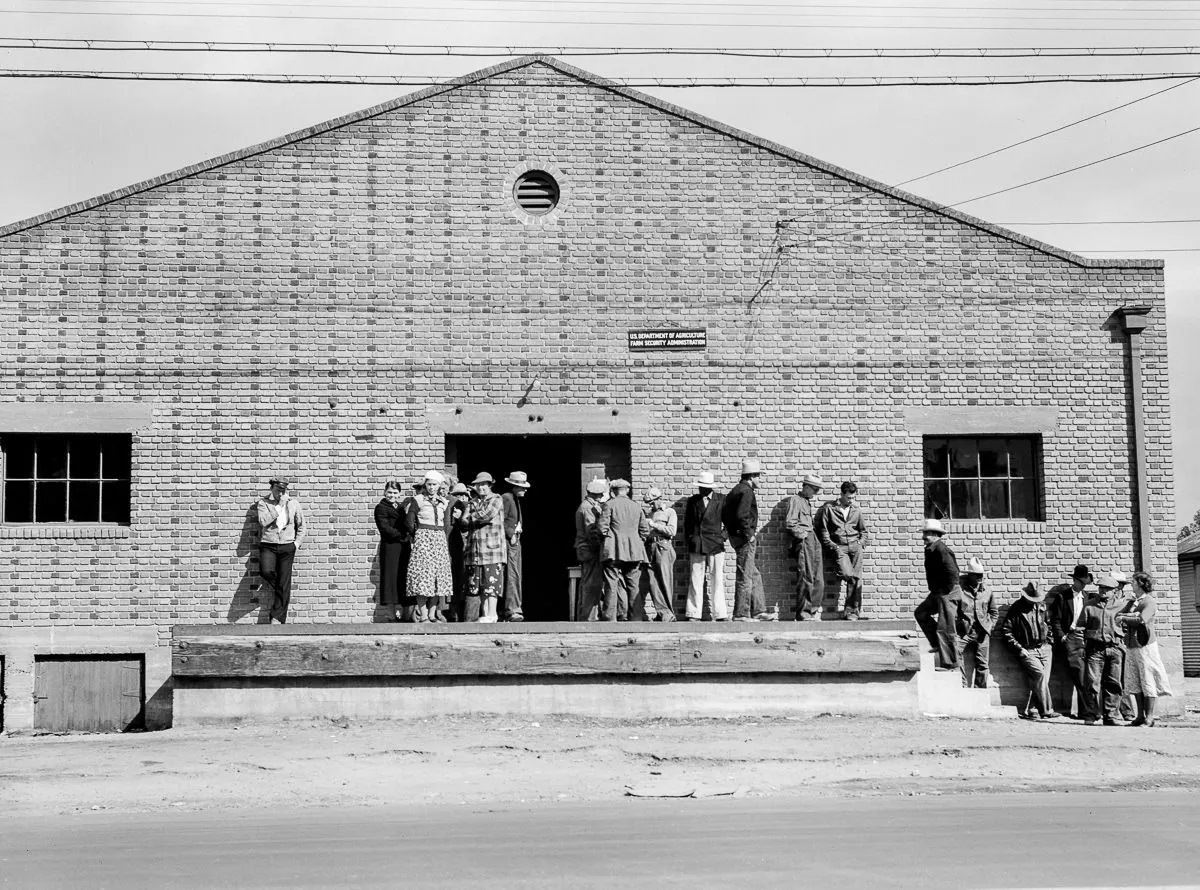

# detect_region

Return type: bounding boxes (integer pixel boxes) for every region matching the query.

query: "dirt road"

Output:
[6,693,1200,818]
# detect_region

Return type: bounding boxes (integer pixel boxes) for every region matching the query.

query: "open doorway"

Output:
[445,434,631,621]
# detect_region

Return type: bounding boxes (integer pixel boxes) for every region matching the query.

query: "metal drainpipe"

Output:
[1117,305,1153,572]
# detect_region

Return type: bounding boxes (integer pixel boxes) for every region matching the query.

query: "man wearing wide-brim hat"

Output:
[596,479,651,621]
[255,475,306,624]
[784,473,825,621]
[573,478,608,621]
[999,581,1058,720]
[1046,564,1096,720]
[914,518,967,671]
[683,471,729,621]
[958,556,998,689]
[722,459,772,621]
[500,471,531,622]
[1079,573,1128,725]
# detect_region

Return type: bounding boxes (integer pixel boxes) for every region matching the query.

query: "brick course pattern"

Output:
[0,59,1177,680]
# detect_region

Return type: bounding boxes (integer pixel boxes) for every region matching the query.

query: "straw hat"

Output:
[505,471,531,489]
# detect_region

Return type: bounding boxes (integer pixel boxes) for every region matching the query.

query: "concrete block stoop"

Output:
[917,649,1011,719]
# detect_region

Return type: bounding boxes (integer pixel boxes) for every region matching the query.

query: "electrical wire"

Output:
[10,38,1200,58]
[4,38,1200,59]
[9,6,1200,30]
[3,69,1199,86]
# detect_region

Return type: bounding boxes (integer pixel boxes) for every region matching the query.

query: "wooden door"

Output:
[580,435,632,500]
[33,655,144,732]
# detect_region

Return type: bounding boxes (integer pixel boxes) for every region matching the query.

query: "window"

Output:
[923,436,1041,521]
[513,170,559,215]
[1,434,131,524]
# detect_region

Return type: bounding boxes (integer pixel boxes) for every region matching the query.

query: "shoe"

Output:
[1083,718,1099,726]
[506,614,524,623]
[844,612,860,621]
[1102,718,1120,726]
[715,617,731,622]
[1129,717,1147,727]
[1018,711,1037,721]
[1040,712,1062,721]
[753,612,774,621]
[810,611,822,621]
[477,615,497,624]
[659,614,677,622]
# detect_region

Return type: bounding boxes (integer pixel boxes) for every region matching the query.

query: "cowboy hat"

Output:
[505,471,531,489]
[741,458,763,476]
[449,483,469,496]
[469,472,495,486]
[1067,564,1094,583]
[964,557,985,575]
[801,473,824,490]
[1021,582,1045,602]
[1095,574,1119,590]
[694,470,716,487]
[642,487,663,503]
[923,518,945,535]
[1111,571,1129,587]
[586,478,607,496]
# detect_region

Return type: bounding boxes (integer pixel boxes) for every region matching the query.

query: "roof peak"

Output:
[0,54,1165,269]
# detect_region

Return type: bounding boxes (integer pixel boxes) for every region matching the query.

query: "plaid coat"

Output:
[458,492,507,566]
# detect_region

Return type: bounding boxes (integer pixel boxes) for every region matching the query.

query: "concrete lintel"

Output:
[901,406,1059,435]
[0,401,155,433]
[426,405,652,435]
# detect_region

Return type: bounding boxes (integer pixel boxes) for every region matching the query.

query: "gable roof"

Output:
[0,55,1163,270]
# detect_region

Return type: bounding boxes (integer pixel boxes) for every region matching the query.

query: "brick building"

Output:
[0,56,1179,731]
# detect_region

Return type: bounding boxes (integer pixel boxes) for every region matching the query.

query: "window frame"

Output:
[0,433,132,526]
[922,434,1044,522]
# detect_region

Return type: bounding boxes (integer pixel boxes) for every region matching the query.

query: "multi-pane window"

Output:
[1,434,131,524]
[923,436,1042,521]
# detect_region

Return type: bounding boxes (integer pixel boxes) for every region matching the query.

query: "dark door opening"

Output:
[446,434,631,621]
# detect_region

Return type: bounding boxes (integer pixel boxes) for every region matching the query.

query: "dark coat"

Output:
[721,481,758,549]
[684,491,727,556]
[597,494,650,563]
[500,491,524,544]
[924,538,960,596]
[374,498,406,606]
[1000,597,1049,651]
[1081,593,1126,647]
[1046,582,1087,642]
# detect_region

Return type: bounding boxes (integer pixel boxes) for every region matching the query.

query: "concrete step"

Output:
[917,649,1009,719]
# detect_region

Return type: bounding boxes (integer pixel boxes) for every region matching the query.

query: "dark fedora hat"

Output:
[1067,564,1094,584]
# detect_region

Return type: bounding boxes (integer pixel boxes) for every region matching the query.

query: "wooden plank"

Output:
[171,620,920,639]
[33,656,144,732]
[677,633,919,674]
[174,633,681,678]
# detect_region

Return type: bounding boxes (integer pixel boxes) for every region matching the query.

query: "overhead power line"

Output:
[3,69,1200,86]
[1003,218,1200,225]
[10,6,1200,30]
[29,0,1200,16]
[4,38,1200,59]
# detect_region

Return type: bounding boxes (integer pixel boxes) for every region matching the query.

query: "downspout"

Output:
[1117,305,1153,572]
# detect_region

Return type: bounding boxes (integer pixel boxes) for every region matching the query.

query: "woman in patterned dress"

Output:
[404,470,454,622]
[1117,571,1173,726]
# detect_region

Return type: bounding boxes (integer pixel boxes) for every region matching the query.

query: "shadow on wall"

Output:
[228,502,265,624]
[765,496,796,616]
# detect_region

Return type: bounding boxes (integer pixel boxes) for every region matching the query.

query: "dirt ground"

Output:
[6,681,1200,818]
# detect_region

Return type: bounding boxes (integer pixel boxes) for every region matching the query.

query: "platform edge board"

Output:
[172,633,917,678]
[170,620,920,638]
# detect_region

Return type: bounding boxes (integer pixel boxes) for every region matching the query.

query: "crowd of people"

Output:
[253,467,1172,726]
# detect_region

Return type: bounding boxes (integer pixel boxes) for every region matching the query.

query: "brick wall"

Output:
[0,62,1177,688]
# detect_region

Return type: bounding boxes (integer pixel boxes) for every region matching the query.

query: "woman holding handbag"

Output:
[1117,571,1173,726]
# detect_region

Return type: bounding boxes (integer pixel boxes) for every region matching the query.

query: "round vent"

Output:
[514,170,560,215]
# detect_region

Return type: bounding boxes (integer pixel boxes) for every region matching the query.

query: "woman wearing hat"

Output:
[373,480,407,621]
[999,582,1058,720]
[404,470,454,622]
[1117,571,1173,726]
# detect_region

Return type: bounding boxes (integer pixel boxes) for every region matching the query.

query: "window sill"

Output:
[0,524,132,539]
[943,520,1047,535]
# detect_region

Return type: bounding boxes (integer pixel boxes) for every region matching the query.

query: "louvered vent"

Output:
[514,170,560,215]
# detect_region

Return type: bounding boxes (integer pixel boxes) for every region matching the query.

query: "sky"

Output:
[0,0,1197,526]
